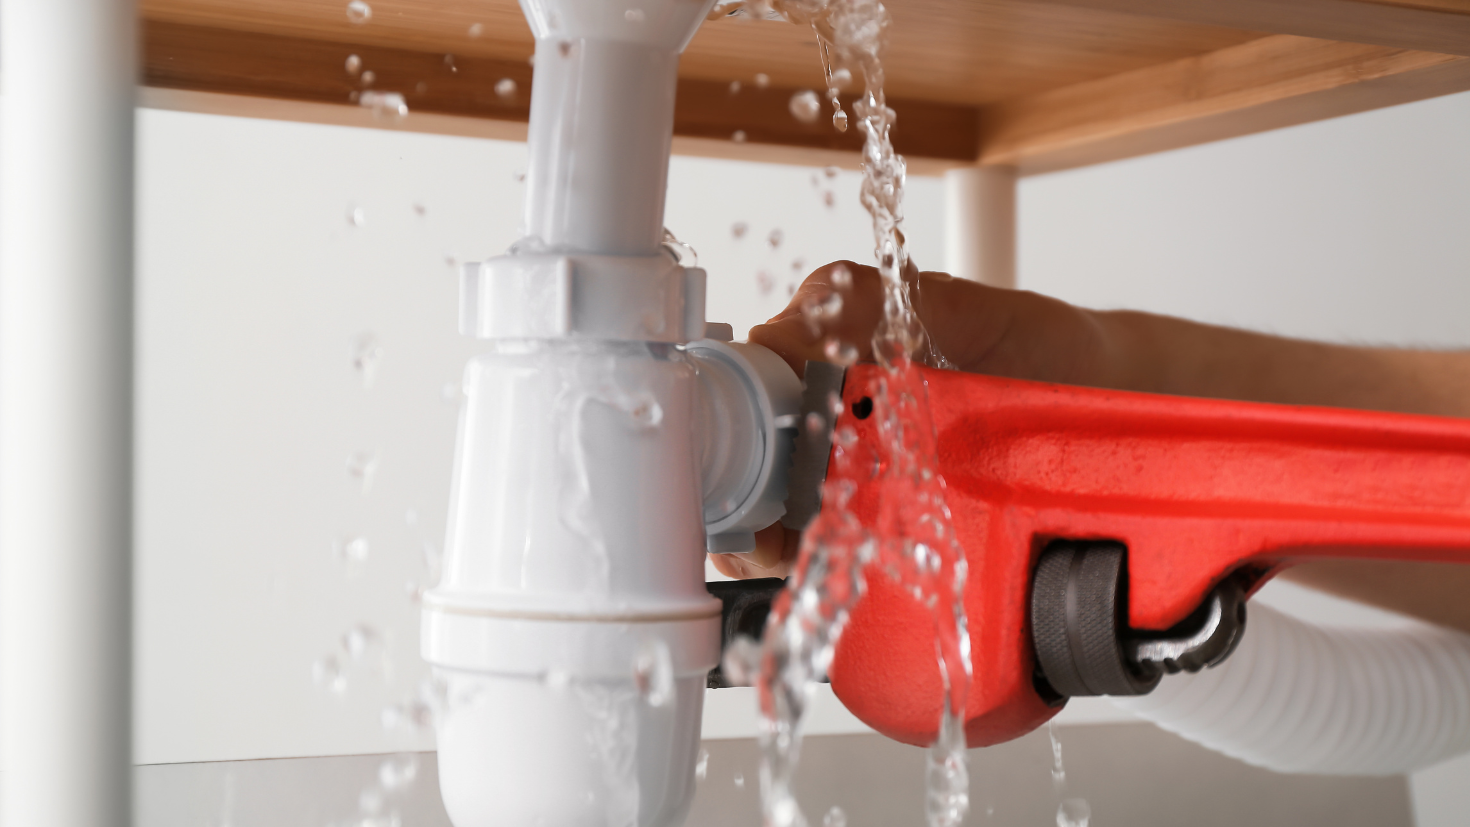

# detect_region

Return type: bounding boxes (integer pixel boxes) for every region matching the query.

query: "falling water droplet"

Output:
[756,270,775,296]
[831,67,852,88]
[823,806,848,827]
[346,0,372,24]
[313,656,347,694]
[830,264,852,290]
[1049,720,1066,788]
[732,130,748,143]
[822,190,836,208]
[805,411,825,435]
[337,536,370,564]
[467,22,484,38]
[348,205,366,227]
[625,8,646,22]
[360,70,376,88]
[346,54,363,75]
[347,451,379,493]
[634,639,674,707]
[379,755,420,791]
[823,165,840,178]
[695,748,710,781]
[415,81,428,95]
[789,89,821,124]
[359,787,384,815]
[412,202,426,216]
[721,635,760,686]
[513,168,527,183]
[767,228,784,248]
[754,72,771,89]
[557,41,573,57]
[352,334,381,388]
[444,54,458,73]
[832,108,849,131]
[495,78,517,99]
[731,221,749,239]
[1057,798,1091,827]
[360,90,406,122]
[734,772,745,789]
[791,257,806,273]
[729,80,742,95]
[341,623,380,659]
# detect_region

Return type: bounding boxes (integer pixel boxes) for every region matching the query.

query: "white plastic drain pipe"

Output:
[0,0,136,825]
[1113,602,1470,775]
[421,1,801,825]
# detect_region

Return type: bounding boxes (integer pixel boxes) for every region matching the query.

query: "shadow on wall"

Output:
[136,722,1411,826]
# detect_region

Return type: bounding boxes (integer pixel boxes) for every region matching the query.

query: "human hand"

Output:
[706,259,1116,580]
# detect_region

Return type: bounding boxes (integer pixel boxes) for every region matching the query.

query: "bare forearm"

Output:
[1097,310,1470,418]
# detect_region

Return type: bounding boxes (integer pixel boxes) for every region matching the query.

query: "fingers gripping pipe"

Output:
[1113,603,1470,775]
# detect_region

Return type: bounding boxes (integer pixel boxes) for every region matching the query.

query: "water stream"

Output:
[721,1,976,825]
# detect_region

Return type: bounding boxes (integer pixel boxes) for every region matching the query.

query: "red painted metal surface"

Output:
[826,364,1470,749]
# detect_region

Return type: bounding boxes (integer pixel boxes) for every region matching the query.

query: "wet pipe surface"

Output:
[142,20,982,161]
[826,366,1470,748]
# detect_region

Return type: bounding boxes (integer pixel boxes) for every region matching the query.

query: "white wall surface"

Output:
[133,104,943,765]
[1015,89,1470,827]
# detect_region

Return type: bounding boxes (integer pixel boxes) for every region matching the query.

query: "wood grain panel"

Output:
[143,20,981,160]
[1043,0,1470,58]
[141,0,1265,106]
[976,34,1470,173]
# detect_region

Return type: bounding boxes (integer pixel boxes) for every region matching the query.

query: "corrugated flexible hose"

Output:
[1112,602,1470,775]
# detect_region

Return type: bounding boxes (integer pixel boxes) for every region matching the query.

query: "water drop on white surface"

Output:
[695,748,710,782]
[543,669,571,691]
[754,72,770,89]
[634,639,674,707]
[625,8,646,22]
[467,22,484,38]
[732,130,748,143]
[1057,798,1091,827]
[823,806,847,827]
[313,656,347,694]
[495,78,517,99]
[789,89,821,123]
[345,54,363,75]
[346,0,371,24]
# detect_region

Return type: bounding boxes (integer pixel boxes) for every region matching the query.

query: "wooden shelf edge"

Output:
[978,34,1470,175]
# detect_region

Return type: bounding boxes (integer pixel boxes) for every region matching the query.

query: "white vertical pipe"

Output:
[1,1,136,826]
[944,165,1017,288]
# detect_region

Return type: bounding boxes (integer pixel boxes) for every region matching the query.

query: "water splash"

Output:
[359,91,408,121]
[727,1,974,826]
[1049,720,1066,788]
[1057,798,1092,827]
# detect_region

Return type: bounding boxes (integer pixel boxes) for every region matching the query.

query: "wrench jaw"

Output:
[1029,540,1250,703]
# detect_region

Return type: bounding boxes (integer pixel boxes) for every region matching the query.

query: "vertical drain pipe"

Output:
[0,1,136,826]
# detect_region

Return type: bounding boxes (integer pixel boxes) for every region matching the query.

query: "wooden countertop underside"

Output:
[143,0,1470,172]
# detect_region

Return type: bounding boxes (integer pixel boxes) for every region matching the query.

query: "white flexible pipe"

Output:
[1112,602,1470,775]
